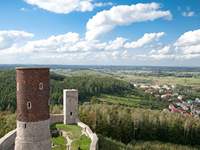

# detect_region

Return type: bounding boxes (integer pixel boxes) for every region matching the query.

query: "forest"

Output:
[79,103,200,146]
[0,70,133,111]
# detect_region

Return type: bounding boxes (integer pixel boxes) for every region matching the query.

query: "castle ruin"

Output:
[63,89,79,124]
[15,68,51,150]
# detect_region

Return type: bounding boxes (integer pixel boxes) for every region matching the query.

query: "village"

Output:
[135,84,200,117]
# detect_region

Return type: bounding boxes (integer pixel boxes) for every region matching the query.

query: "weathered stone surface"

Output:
[16,68,50,122]
[0,129,16,150]
[63,89,78,124]
[15,68,51,150]
[15,119,51,150]
[77,122,98,150]
[50,114,63,125]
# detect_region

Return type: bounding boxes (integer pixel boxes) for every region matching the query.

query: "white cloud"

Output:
[145,29,200,60]
[182,11,195,17]
[105,37,127,50]
[86,2,172,40]
[175,29,200,47]
[0,30,34,50]
[2,29,200,65]
[174,29,200,59]
[24,0,94,14]
[21,32,80,53]
[148,46,174,60]
[124,32,165,49]
[1,31,166,64]
[94,2,113,7]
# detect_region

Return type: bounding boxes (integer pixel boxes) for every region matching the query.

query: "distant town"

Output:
[136,83,200,117]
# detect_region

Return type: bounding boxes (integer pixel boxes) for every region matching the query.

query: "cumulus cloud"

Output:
[174,29,200,58]
[24,0,95,14]
[2,29,200,64]
[124,32,165,49]
[175,29,200,47]
[182,11,195,17]
[105,37,127,50]
[147,29,200,60]
[0,30,34,50]
[1,31,167,63]
[21,32,80,53]
[148,46,174,60]
[86,2,172,40]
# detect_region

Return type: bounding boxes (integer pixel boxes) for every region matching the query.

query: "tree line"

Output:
[79,103,200,146]
[0,70,133,111]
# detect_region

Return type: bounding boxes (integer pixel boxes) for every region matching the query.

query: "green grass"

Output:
[72,134,91,150]
[51,123,91,150]
[52,136,66,150]
[98,94,168,110]
[53,124,82,139]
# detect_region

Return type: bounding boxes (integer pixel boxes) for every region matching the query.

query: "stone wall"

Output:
[15,119,51,150]
[0,129,16,150]
[77,122,98,150]
[50,114,64,125]
[0,114,98,150]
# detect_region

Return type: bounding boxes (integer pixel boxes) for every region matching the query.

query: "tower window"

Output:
[24,124,26,128]
[27,101,32,110]
[17,82,19,91]
[70,112,73,116]
[39,82,43,90]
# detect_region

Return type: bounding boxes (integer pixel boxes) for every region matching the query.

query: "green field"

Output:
[51,124,91,150]
[121,74,200,87]
[97,94,169,110]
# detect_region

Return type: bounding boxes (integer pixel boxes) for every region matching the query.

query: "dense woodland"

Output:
[80,104,200,146]
[0,70,133,111]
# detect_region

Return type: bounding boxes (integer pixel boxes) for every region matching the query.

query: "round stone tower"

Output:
[15,68,51,150]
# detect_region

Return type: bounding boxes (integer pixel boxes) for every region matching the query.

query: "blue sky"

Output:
[0,0,200,66]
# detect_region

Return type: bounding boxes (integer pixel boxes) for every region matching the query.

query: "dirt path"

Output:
[61,130,73,150]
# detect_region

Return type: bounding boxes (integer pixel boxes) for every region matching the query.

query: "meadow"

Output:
[97,94,168,110]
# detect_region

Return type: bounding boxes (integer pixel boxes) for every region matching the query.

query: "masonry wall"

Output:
[0,115,98,150]
[63,89,78,124]
[77,122,98,150]
[0,129,16,150]
[50,114,64,125]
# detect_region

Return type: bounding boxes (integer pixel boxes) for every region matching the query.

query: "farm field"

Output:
[121,74,200,87]
[97,94,169,110]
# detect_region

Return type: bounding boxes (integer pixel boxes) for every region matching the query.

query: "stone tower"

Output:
[63,89,78,124]
[15,68,51,150]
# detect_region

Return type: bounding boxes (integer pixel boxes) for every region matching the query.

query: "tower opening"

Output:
[27,101,32,110]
